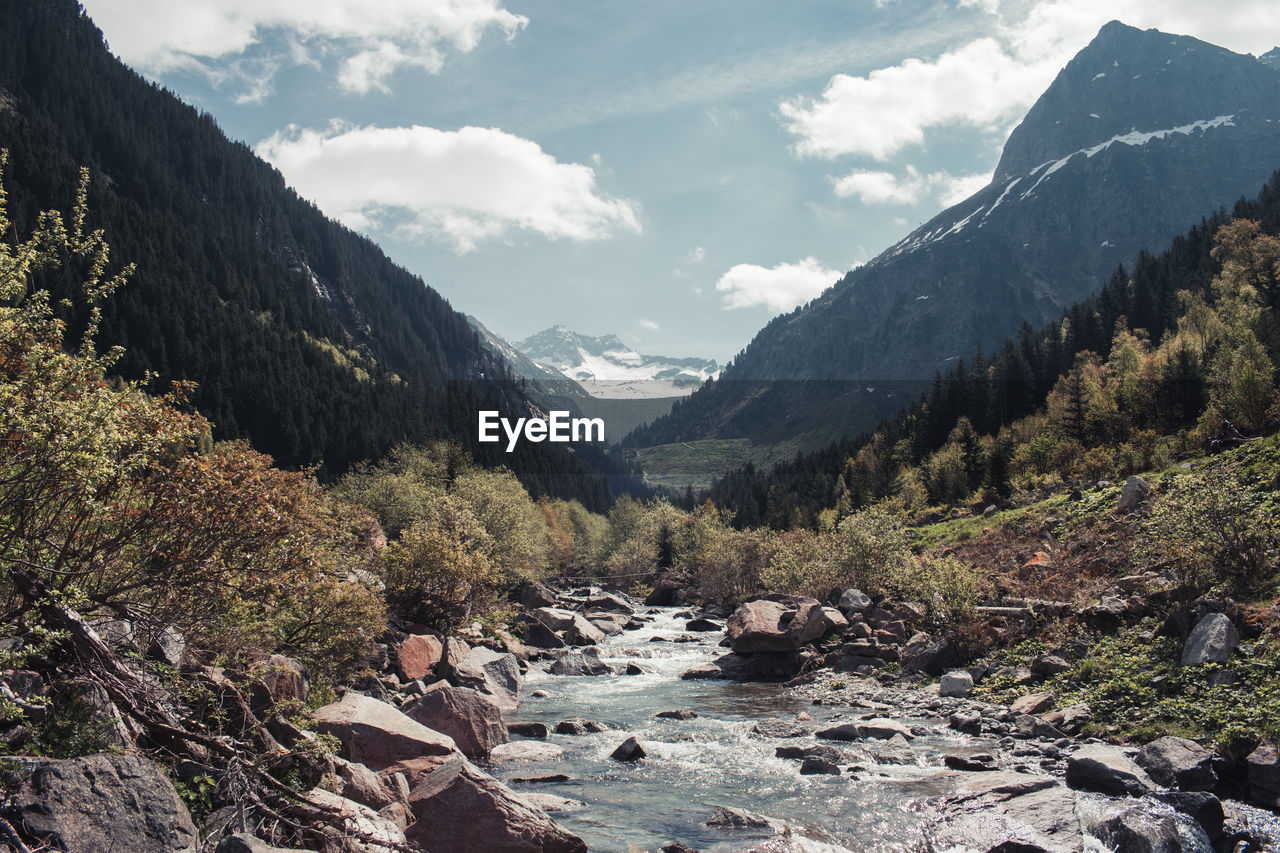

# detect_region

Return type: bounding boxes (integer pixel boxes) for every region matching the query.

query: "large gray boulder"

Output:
[816,718,914,741]
[1066,745,1157,797]
[8,753,198,853]
[1180,614,1238,666]
[1135,736,1217,791]
[314,692,456,772]
[939,670,974,698]
[924,772,1083,853]
[1246,741,1280,809]
[449,646,522,712]
[837,589,872,615]
[1117,475,1152,511]
[726,596,829,653]
[404,761,587,852]
[403,685,509,758]
[548,648,613,676]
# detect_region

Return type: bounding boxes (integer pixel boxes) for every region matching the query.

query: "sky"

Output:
[81,0,1280,363]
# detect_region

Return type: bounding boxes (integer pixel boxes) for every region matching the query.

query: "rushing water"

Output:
[484,607,984,853]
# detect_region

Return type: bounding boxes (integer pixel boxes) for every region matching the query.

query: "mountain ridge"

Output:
[626,21,1280,470]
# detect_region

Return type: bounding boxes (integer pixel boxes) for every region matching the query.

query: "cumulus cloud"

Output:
[781,0,1280,164]
[638,319,660,331]
[833,166,993,206]
[255,123,640,253]
[715,257,842,313]
[81,0,527,94]
[780,38,1037,161]
[689,246,706,264]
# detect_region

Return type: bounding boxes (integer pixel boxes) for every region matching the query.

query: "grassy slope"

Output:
[906,435,1280,748]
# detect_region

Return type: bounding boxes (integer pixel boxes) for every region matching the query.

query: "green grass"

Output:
[632,438,805,491]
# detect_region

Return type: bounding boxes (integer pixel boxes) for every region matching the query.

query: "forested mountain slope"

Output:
[0,0,642,508]
[628,22,1280,459]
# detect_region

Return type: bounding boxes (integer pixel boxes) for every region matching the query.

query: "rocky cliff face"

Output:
[631,22,1280,450]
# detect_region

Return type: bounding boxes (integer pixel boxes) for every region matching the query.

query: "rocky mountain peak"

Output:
[995,21,1280,182]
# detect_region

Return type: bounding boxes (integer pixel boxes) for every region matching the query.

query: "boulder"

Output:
[685,618,722,632]
[1065,745,1156,797]
[1010,692,1055,716]
[1041,703,1093,736]
[645,577,685,606]
[584,592,634,614]
[249,654,310,711]
[564,614,607,647]
[752,719,809,738]
[800,755,842,775]
[515,580,557,609]
[1117,475,1152,511]
[1090,803,1188,853]
[395,634,444,682]
[610,736,646,761]
[817,718,913,741]
[837,589,872,615]
[939,670,974,698]
[403,685,508,758]
[333,756,396,811]
[450,647,522,712]
[1030,654,1072,676]
[944,750,1000,772]
[1135,736,1217,791]
[553,718,607,735]
[1180,613,1238,666]
[679,651,802,682]
[705,806,786,834]
[507,721,549,738]
[820,607,850,634]
[1152,791,1224,844]
[925,772,1083,853]
[8,753,199,853]
[146,626,187,669]
[584,613,628,636]
[531,607,578,633]
[404,761,586,852]
[1246,741,1280,809]
[305,787,408,851]
[726,596,828,653]
[901,635,959,676]
[519,619,567,650]
[314,692,456,772]
[655,709,698,720]
[548,648,612,676]
[775,744,848,763]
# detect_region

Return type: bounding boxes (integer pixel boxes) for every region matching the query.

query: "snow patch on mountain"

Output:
[516,325,718,397]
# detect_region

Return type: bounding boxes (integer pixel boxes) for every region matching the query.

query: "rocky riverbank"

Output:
[5,575,1280,852]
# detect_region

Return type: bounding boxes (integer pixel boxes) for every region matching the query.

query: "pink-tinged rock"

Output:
[1010,692,1055,716]
[403,685,509,758]
[396,633,444,682]
[405,761,587,852]
[726,597,828,653]
[313,692,456,773]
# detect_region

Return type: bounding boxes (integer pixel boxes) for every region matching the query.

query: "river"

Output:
[484,606,1007,852]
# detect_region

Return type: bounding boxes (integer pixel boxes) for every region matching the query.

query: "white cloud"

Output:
[781,0,1280,164]
[638,319,660,331]
[255,123,640,253]
[833,166,993,206]
[780,37,1041,162]
[715,257,842,313]
[82,0,527,94]
[689,246,706,264]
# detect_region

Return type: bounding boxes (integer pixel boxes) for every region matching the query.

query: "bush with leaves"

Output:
[1140,462,1280,594]
[825,507,914,598]
[377,491,501,630]
[0,157,383,688]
